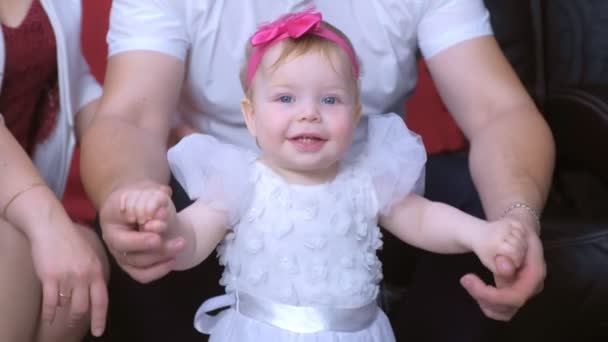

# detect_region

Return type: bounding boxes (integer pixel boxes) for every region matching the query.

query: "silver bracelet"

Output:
[501,202,541,232]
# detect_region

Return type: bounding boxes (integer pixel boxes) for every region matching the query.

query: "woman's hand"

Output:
[28,219,108,337]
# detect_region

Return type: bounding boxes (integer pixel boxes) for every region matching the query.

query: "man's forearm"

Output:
[80,116,171,209]
[468,104,555,228]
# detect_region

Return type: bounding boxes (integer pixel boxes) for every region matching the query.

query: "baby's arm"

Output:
[380,194,527,273]
[169,200,229,270]
[120,186,228,271]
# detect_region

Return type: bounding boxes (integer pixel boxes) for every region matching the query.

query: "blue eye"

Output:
[279,95,293,103]
[322,96,337,105]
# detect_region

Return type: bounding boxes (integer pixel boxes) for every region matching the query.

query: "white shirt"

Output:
[108,0,491,151]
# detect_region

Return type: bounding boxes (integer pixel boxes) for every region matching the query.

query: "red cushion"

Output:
[405,60,467,154]
[61,0,111,224]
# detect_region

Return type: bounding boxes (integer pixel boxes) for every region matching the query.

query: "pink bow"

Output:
[251,10,322,47]
[246,8,360,87]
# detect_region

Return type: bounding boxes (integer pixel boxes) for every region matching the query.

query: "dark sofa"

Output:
[486,0,608,340]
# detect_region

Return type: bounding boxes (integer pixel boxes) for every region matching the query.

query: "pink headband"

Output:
[246,8,360,87]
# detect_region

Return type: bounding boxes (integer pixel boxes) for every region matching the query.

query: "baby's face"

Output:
[243,44,360,184]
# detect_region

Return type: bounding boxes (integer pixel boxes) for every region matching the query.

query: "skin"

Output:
[427,36,554,320]
[81,27,553,321]
[0,100,109,341]
[241,44,361,184]
[0,1,109,339]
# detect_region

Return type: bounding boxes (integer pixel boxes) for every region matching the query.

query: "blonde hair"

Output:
[240,21,361,100]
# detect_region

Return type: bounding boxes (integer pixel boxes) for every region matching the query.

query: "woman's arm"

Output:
[0,124,108,335]
[0,124,63,234]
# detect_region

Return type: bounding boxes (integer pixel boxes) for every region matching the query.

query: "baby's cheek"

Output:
[334,120,357,147]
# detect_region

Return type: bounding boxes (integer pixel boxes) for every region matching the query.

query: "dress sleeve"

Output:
[167,134,257,225]
[417,0,493,58]
[359,113,427,215]
[107,0,189,60]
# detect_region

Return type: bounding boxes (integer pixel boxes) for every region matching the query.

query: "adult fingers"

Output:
[460,274,519,320]
[120,236,185,268]
[494,238,546,298]
[478,301,514,321]
[69,282,89,326]
[89,277,108,337]
[461,273,526,308]
[527,236,547,293]
[41,280,59,323]
[103,226,162,255]
[121,250,174,269]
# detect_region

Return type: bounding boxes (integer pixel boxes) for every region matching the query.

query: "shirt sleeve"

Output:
[75,54,102,113]
[417,0,493,58]
[107,0,189,60]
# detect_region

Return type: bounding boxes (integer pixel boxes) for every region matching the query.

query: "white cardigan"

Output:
[0,0,102,197]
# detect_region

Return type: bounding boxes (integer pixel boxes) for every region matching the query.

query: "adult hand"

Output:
[30,222,108,336]
[460,214,546,321]
[99,182,186,283]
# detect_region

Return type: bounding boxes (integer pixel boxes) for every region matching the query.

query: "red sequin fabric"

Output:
[0,0,59,154]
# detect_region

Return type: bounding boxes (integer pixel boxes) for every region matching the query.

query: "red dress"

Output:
[0,0,59,155]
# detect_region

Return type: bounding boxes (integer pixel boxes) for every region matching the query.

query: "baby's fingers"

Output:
[121,192,145,224]
[498,236,526,268]
[141,191,170,221]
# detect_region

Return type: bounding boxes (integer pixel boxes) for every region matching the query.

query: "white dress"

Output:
[167,113,426,342]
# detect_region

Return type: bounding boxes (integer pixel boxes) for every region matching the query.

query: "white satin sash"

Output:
[194,292,379,334]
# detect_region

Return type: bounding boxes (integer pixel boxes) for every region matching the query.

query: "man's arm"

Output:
[80,51,185,208]
[426,35,554,320]
[80,51,188,283]
[427,36,555,223]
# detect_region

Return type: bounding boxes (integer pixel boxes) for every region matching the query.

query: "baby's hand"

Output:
[474,218,528,274]
[119,184,175,234]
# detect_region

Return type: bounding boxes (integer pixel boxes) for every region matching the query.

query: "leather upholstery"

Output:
[485,0,608,340]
